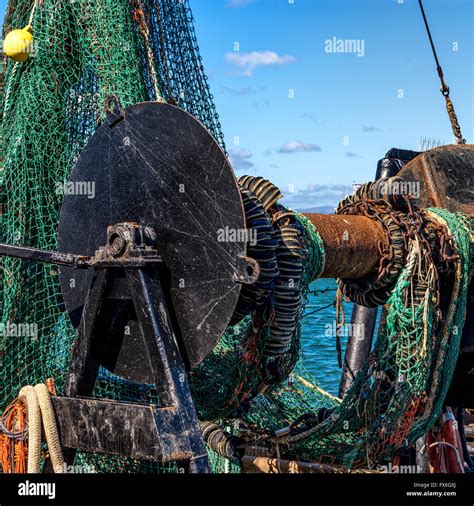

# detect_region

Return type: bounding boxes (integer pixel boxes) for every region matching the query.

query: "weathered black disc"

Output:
[58,101,245,377]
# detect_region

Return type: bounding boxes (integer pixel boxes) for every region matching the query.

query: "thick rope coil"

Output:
[234,177,307,366]
[34,384,65,473]
[223,208,471,469]
[200,421,243,461]
[336,178,410,307]
[230,188,279,324]
[18,386,41,473]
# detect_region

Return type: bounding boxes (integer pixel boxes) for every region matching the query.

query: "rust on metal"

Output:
[301,145,474,281]
[241,456,343,474]
[302,213,387,279]
[240,456,380,474]
[420,155,443,208]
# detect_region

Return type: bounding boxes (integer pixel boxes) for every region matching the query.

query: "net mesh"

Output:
[0,0,471,474]
[0,0,224,473]
[226,210,471,470]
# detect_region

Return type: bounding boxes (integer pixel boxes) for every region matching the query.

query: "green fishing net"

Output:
[0,0,224,473]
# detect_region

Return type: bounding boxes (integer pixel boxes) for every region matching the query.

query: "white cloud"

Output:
[225,51,295,77]
[229,149,254,171]
[277,141,321,154]
[230,149,252,159]
[282,183,350,209]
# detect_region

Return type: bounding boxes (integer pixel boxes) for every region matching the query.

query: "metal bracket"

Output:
[58,222,211,472]
[104,94,125,128]
[234,255,260,285]
[0,222,211,472]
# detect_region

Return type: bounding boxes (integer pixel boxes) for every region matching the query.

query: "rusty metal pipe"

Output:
[302,214,387,279]
[241,455,344,474]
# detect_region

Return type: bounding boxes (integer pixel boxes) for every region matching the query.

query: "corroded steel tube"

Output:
[302,214,387,279]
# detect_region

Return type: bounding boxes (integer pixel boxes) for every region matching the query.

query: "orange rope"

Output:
[1,377,56,473]
[390,396,426,448]
[46,377,57,396]
[0,399,27,473]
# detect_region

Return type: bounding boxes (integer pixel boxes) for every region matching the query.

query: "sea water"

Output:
[300,278,354,396]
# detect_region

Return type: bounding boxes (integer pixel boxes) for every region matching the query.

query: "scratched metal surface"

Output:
[58,102,245,376]
[399,144,474,215]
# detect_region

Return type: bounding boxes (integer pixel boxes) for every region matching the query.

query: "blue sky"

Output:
[191,0,473,209]
[1,0,472,209]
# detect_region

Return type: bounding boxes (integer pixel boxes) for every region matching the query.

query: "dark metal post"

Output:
[338,306,377,396]
[338,149,419,397]
[127,266,211,472]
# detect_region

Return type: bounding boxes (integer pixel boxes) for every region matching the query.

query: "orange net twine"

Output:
[0,377,57,473]
[0,399,28,473]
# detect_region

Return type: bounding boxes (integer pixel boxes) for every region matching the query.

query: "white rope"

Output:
[18,384,66,473]
[34,384,65,473]
[18,386,41,473]
[28,0,38,26]
[421,441,465,473]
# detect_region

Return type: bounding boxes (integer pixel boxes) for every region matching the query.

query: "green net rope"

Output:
[228,209,471,470]
[0,0,223,474]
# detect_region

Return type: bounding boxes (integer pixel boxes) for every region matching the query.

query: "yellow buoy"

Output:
[3,25,33,62]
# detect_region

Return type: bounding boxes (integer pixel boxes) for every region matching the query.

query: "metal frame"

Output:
[0,222,211,472]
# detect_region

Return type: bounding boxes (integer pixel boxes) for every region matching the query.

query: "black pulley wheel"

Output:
[58,100,247,380]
